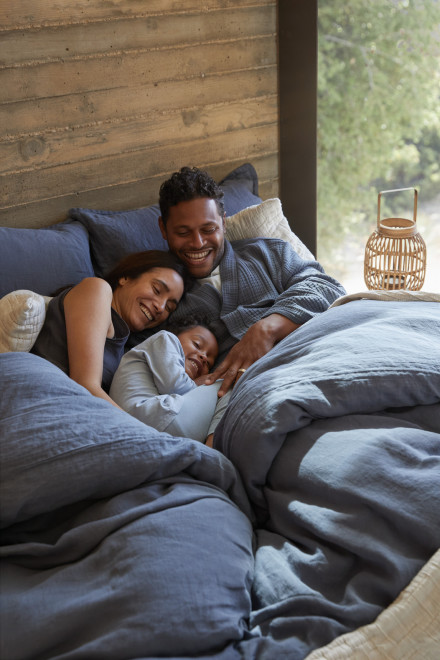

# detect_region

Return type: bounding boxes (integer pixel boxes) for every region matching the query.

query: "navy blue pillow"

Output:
[69,164,262,277]
[219,162,261,215]
[0,222,94,298]
[68,204,167,278]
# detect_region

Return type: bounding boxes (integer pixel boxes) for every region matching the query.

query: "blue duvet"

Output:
[1,300,439,659]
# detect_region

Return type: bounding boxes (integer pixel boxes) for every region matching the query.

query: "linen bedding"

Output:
[1,163,439,658]
[1,296,439,659]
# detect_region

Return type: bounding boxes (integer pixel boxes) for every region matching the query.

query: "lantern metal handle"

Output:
[377,187,418,229]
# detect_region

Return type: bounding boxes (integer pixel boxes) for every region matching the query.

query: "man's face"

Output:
[159,198,226,278]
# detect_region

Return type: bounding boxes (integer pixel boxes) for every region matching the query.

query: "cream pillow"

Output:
[0,290,51,353]
[225,198,315,261]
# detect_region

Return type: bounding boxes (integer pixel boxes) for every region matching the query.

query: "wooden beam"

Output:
[278,0,317,255]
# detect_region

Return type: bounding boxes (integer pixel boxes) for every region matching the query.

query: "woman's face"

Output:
[113,267,184,332]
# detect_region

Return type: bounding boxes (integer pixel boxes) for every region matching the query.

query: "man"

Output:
[158,166,346,397]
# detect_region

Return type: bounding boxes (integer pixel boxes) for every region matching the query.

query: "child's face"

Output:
[178,326,219,380]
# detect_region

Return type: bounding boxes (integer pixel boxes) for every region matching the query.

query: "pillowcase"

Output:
[226,198,315,261]
[0,290,51,353]
[219,162,261,216]
[0,222,94,298]
[68,204,168,278]
[68,163,262,277]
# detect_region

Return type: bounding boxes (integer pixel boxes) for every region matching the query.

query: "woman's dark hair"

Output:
[104,250,188,291]
[159,166,225,225]
[166,314,218,341]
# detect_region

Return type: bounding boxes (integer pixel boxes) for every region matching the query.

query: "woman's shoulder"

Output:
[74,276,112,293]
[65,277,113,303]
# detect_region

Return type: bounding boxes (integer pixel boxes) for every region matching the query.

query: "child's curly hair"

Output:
[165,314,218,341]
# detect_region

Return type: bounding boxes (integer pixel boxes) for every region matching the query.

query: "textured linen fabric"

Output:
[68,203,168,277]
[330,288,440,307]
[0,352,254,659]
[1,300,439,660]
[169,237,346,360]
[218,162,262,215]
[225,198,315,261]
[306,549,440,660]
[0,290,50,353]
[214,300,440,656]
[0,222,94,297]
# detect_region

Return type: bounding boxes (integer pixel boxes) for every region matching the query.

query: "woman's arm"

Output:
[64,277,121,408]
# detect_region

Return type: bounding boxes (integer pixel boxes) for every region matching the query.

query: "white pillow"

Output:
[225,198,315,261]
[0,290,51,353]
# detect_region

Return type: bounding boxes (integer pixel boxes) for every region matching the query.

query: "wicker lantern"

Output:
[364,187,426,291]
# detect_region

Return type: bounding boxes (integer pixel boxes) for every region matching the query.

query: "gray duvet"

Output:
[1,300,439,659]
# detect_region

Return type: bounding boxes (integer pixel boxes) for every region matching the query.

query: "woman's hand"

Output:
[203,314,300,397]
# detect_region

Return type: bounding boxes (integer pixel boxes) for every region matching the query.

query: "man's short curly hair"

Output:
[159,166,224,225]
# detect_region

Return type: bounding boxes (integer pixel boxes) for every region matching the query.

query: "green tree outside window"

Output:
[317,0,440,291]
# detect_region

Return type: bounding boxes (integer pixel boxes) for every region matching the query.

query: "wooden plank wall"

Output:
[0,0,278,229]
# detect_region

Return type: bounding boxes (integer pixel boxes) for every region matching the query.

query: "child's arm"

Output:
[145,332,196,395]
[110,335,193,432]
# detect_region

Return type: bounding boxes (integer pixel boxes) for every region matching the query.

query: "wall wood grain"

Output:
[1,1,278,228]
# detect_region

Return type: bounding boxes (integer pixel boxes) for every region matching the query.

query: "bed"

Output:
[1,164,439,660]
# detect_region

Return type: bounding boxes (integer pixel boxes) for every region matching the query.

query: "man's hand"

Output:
[194,375,209,386]
[203,314,300,397]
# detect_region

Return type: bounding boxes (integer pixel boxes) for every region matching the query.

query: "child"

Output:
[110,317,231,444]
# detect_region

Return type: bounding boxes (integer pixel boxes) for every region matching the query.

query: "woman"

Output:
[32,250,186,408]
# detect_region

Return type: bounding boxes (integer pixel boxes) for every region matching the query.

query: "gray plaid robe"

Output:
[170,238,346,360]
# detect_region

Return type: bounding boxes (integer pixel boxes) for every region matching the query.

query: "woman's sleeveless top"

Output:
[32,287,129,393]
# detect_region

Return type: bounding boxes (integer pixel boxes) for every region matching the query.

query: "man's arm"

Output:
[204,239,345,396]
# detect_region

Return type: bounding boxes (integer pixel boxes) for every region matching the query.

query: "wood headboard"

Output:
[1,1,278,229]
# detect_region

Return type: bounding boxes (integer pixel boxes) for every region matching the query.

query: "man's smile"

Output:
[185,249,211,261]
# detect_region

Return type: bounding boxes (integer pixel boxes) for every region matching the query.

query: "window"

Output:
[317,0,440,293]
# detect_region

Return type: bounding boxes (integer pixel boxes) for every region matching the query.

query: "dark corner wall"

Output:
[278,0,318,256]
